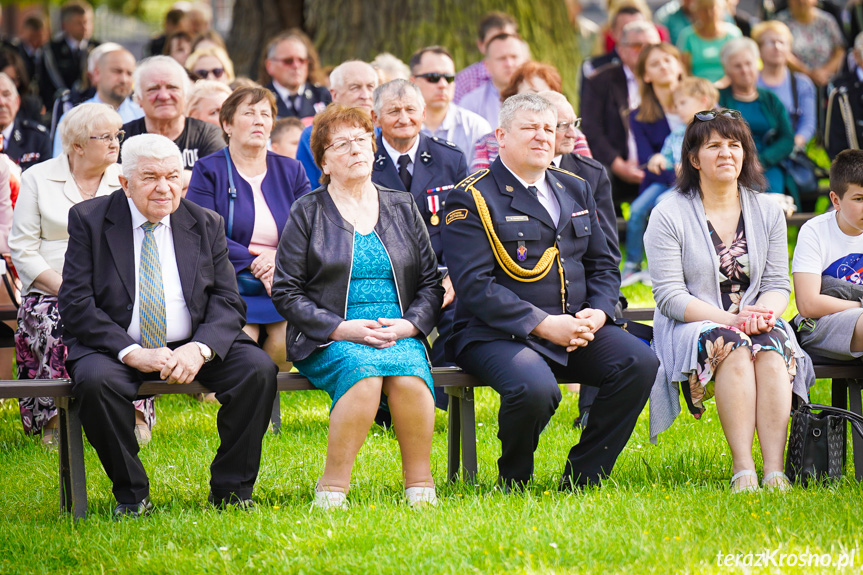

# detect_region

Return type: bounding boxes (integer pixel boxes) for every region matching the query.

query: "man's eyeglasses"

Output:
[694,109,742,122]
[325,132,374,154]
[270,57,308,67]
[556,119,581,132]
[194,67,226,79]
[415,73,455,84]
[90,130,125,144]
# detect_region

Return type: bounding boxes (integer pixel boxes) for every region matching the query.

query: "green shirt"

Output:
[677,25,742,82]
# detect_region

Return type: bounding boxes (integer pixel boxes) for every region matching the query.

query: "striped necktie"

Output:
[139,221,166,348]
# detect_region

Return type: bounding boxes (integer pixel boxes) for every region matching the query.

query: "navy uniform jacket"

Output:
[267,82,332,121]
[38,34,99,110]
[372,132,468,263]
[4,116,51,173]
[442,158,621,365]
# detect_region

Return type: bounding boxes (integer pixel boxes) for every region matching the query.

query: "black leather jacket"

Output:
[272,184,444,362]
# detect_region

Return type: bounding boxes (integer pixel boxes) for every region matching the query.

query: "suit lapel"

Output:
[372,133,405,191]
[170,201,201,306]
[491,160,555,229]
[410,136,435,196]
[104,192,135,301]
[547,171,578,234]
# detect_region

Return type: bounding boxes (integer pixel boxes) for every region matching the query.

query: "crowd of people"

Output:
[0,0,861,516]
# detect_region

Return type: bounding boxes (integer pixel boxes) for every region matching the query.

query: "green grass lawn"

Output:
[1,283,862,573]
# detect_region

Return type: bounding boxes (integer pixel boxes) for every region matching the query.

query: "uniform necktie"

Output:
[397,154,412,191]
[139,221,166,348]
[527,185,539,198]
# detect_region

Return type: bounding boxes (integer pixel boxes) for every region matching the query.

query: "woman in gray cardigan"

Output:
[644,110,814,493]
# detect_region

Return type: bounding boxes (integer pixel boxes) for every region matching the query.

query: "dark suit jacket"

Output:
[372,133,468,263]
[442,158,620,364]
[5,115,51,173]
[58,189,248,363]
[558,152,620,265]
[580,63,631,169]
[267,81,332,120]
[38,34,99,109]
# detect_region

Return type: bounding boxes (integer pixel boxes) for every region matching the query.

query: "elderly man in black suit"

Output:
[58,134,277,518]
[443,94,657,490]
[262,32,331,122]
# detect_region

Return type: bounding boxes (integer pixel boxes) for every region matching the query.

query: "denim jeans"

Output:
[624,182,670,267]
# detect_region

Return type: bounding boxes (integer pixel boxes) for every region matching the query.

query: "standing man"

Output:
[39,0,100,112]
[58,134,278,517]
[410,46,491,167]
[371,79,467,405]
[295,60,378,187]
[443,94,657,490]
[454,11,519,103]
[53,45,143,157]
[459,33,529,129]
[262,32,331,123]
[0,73,51,173]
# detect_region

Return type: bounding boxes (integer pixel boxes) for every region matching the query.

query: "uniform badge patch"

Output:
[446,209,468,224]
[517,243,527,261]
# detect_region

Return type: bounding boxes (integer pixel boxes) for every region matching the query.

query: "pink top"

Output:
[239,169,279,254]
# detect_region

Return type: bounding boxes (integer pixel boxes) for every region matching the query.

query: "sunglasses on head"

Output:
[195,67,226,79]
[415,72,455,84]
[694,109,742,122]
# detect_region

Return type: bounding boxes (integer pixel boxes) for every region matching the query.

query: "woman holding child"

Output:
[645,110,813,492]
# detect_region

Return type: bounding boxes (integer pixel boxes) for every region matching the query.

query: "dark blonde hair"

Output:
[635,43,684,123]
[310,105,376,185]
[218,86,277,143]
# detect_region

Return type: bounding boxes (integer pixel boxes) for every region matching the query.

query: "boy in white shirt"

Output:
[792,149,863,359]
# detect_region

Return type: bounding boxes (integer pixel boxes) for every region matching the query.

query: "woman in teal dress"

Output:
[272,105,444,509]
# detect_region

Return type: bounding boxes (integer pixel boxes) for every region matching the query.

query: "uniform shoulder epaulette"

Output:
[430,136,460,149]
[571,153,604,171]
[587,61,622,81]
[20,119,48,133]
[454,169,489,191]
[548,164,585,182]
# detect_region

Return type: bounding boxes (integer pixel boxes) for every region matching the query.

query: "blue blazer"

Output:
[187,148,311,272]
[629,109,676,193]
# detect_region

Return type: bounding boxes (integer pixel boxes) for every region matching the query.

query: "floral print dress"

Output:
[683,215,797,418]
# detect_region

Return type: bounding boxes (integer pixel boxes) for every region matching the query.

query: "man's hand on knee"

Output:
[122,347,173,374]
[160,343,205,384]
[532,314,595,351]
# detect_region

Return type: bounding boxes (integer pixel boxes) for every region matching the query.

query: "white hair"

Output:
[329,60,377,92]
[121,134,184,180]
[0,73,18,98]
[372,78,425,116]
[87,42,124,75]
[59,103,123,156]
[498,92,557,131]
[133,55,193,101]
[720,37,760,70]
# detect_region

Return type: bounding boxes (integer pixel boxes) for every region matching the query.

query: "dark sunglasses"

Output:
[194,67,226,79]
[415,72,455,84]
[271,57,307,67]
[694,109,742,122]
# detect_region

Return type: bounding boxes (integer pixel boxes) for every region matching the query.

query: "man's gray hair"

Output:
[620,20,656,44]
[329,60,377,91]
[720,37,760,70]
[0,73,19,98]
[855,31,863,54]
[87,42,123,75]
[498,93,557,131]
[132,55,192,101]
[121,134,184,180]
[372,78,425,116]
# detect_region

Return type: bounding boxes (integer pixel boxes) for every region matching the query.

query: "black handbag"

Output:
[225,148,266,297]
[785,403,863,486]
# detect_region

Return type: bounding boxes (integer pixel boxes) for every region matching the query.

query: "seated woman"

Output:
[187,80,232,126]
[718,38,794,197]
[272,105,444,509]
[185,46,235,85]
[676,0,741,82]
[470,62,591,172]
[792,150,863,362]
[644,110,813,492]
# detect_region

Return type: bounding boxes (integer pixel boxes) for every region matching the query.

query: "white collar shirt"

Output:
[501,159,560,227]
[382,135,420,176]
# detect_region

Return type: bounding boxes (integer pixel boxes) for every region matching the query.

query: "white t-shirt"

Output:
[792,211,863,284]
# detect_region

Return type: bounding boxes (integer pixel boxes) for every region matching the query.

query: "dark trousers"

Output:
[69,339,278,504]
[431,305,456,410]
[457,325,657,485]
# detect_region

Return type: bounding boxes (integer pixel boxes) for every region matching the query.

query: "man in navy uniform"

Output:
[39,0,100,112]
[262,32,331,123]
[371,79,467,394]
[0,73,50,173]
[442,93,657,490]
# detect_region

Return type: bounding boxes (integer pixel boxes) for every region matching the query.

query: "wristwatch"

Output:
[194,341,215,362]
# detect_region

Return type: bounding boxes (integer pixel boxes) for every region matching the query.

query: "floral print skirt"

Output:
[15,294,155,435]
[683,318,796,418]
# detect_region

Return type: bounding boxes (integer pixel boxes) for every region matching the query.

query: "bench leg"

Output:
[447,388,462,482]
[833,378,849,410]
[848,380,863,481]
[56,396,87,520]
[270,391,281,435]
[460,387,477,484]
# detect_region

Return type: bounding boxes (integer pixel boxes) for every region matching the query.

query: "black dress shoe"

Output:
[573,409,590,429]
[113,497,153,519]
[208,492,255,510]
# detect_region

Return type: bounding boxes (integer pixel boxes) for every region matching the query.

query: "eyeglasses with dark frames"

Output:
[415,73,455,84]
[194,67,226,79]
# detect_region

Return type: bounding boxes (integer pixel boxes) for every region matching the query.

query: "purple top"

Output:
[460,82,501,130]
[454,60,490,103]
[629,109,676,192]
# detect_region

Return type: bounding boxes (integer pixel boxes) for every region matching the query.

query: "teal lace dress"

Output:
[295,231,434,410]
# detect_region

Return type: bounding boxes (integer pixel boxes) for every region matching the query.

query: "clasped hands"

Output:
[123,343,205,384]
[249,248,277,296]
[330,318,419,348]
[533,308,606,352]
[732,304,776,335]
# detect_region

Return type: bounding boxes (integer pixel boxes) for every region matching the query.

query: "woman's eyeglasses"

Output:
[325,132,374,154]
[694,109,742,122]
[90,130,125,144]
[194,68,226,79]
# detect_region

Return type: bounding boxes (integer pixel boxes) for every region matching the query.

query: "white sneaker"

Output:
[312,489,347,510]
[405,486,437,508]
[620,268,643,287]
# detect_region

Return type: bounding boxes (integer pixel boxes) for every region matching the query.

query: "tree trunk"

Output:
[226,0,304,81]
